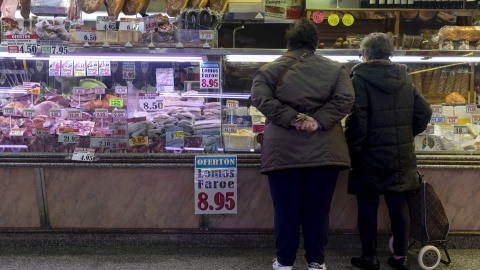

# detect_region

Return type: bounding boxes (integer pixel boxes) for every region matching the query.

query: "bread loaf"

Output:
[460,71,470,96]
[422,69,433,94]
[445,91,465,103]
[428,69,441,94]
[444,69,456,94]
[436,69,448,94]
[122,0,145,15]
[82,0,105,14]
[106,0,126,18]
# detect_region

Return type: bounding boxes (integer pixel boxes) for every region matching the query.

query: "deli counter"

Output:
[1,47,480,233]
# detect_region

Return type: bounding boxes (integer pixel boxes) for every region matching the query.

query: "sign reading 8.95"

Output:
[194,156,237,214]
[200,62,220,89]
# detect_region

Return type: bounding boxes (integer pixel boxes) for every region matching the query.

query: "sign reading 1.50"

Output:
[200,62,220,89]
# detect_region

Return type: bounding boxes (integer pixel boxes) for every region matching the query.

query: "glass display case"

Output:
[1,47,480,155]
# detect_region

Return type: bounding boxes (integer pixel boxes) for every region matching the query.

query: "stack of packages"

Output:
[194,102,221,136]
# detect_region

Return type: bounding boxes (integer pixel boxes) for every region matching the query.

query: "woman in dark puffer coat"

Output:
[345,32,432,270]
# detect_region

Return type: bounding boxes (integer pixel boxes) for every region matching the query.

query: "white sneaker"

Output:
[273,258,293,270]
[308,262,326,270]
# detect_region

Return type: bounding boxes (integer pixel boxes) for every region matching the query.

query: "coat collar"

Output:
[351,59,397,73]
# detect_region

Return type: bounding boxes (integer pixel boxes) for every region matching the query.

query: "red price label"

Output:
[312,11,324,24]
[115,86,128,95]
[253,124,265,133]
[111,129,126,136]
[226,100,239,109]
[197,192,236,211]
[10,128,25,136]
[201,78,219,88]
[453,125,467,134]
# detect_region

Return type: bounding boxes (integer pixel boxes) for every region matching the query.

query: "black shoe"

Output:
[351,256,380,270]
[387,257,410,270]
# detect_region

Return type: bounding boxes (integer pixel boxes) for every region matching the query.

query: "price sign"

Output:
[72,148,95,162]
[23,81,41,94]
[23,108,36,118]
[96,16,117,31]
[431,105,443,114]
[119,19,139,31]
[115,86,128,95]
[342,14,354,26]
[68,110,82,119]
[109,98,123,108]
[99,61,111,76]
[253,124,265,133]
[194,156,237,214]
[175,131,184,139]
[49,109,62,118]
[425,125,434,135]
[72,87,85,95]
[446,116,458,125]
[49,60,61,76]
[430,114,445,124]
[144,15,157,32]
[111,138,128,150]
[93,109,108,118]
[7,34,38,54]
[94,86,106,94]
[199,30,215,41]
[2,106,15,116]
[90,133,111,148]
[87,61,99,77]
[328,14,340,26]
[200,62,220,89]
[35,128,50,136]
[61,60,74,77]
[312,11,324,24]
[472,114,480,124]
[129,136,148,146]
[40,40,68,55]
[112,109,127,119]
[58,132,80,143]
[122,63,135,80]
[76,27,97,42]
[10,128,25,136]
[226,100,239,109]
[466,104,478,113]
[453,125,468,134]
[110,127,126,136]
[74,60,86,77]
[223,124,237,134]
[109,122,128,140]
[139,93,162,111]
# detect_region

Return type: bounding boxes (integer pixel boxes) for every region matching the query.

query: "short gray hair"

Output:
[359,32,394,60]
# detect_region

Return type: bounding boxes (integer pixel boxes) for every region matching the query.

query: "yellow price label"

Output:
[109,98,123,107]
[328,14,340,26]
[175,131,184,139]
[342,14,354,26]
[30,89,41,94]
[129,136,147,146]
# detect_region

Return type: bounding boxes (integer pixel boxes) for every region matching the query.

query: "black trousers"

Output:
[268,167,340,266]
[356,193,410,258]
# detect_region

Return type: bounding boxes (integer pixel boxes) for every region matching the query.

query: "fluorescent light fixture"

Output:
[49,55,203,62]
[226,55,281,62]
[323,55,360,62]
[391,56,480,63]
[182,92,251,99]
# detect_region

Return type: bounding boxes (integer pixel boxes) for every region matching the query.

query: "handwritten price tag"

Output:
[446,116,458,125]
[312,11,324,23]
[328,14,340,26]
[93,109,108,118]
[431,105,443,114]
[2,106,15,116]
[342,14,354,26]
[109,98,123,108]
[72,147,95,162]
[23,108,36,118]
[68,110,82,119]
[223,124,237,134]
[144,15,157,32]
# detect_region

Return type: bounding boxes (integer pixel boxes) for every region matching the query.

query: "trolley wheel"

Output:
[389,236,394,254]
[418,245,441,270]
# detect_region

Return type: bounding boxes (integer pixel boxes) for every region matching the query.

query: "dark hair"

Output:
[359,32,394,60]
[285,18,319,50]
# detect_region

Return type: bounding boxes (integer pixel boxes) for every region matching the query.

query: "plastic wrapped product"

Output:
[1,0,20,27]
[453,68,463,94]
[428,69,441,95]
[422,68,433,94]
[460,71,470,96]
[412,66,423,94]
[436,69,449,94]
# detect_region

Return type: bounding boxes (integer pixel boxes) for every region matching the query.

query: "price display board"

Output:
[139,93,162,111]
[194,156,238,214]
[96,16,117,31]
[74,60,86,77]
[199,30,215,41]
[23,82,41,95]
[39,40,68,55]
[99,61,111,76]
[87,61,99,77]
[72,148,95,162]
[446,116,458,125]
[75,27,97,42]
[472,114,480,124]
[7,34,37,54]
[431,105,443,114]
[23,108,36,118]
[61,60,74,77]
[466,104,478,113]
[453,125,468,134]
[58,131,80,144]
[122,62,135,80]
[49,60,61,76]
[200,62,220,89]
[90,133,111,148]
[430,114,445,124]
[144,15,157,32]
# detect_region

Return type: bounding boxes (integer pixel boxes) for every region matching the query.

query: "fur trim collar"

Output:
[351,59,404,72]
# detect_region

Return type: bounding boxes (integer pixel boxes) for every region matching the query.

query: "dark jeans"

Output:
[356,193,410,258]
[268,167,340,266]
